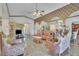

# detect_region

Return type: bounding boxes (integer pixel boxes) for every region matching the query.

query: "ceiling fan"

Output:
[27,3,45,17]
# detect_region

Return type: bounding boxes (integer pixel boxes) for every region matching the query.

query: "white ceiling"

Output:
[7,3,69,19]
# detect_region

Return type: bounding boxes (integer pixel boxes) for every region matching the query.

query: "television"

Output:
[16,30,22,34]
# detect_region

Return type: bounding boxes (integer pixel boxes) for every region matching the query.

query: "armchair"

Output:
[55,32,71,55]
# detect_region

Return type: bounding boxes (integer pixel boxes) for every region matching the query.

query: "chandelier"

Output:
[32,4,44,17]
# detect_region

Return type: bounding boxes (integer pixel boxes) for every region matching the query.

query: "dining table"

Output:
[33,36,42,44]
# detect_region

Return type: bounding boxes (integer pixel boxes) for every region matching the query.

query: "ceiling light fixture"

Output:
[32,4,44,17]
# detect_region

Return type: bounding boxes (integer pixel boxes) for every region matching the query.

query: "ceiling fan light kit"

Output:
[33,9,44,17]
[32,4,44,17]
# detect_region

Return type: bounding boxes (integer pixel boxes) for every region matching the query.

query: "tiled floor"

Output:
[24,35,79,56]
[70,45,79,56]
[69,35,79,56]
[60,35,79,56]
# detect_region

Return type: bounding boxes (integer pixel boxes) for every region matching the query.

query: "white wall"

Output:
[65,11,79,31]
[10,17,34,35]
[66,10,79,24]
[65,16,79,40]
[10,17,33,24]
[65,16,79,31]
[65,10,79,28]
[0,4,10,35]
[0,3,35,35]
[2,4,9,19]
[65,16,79,25]
[0,4,2,17]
